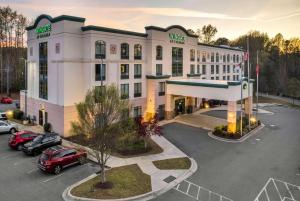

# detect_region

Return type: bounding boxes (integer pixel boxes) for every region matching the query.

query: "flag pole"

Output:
[256,50,259,119]
[247,36,250,128]
[240,61,243,136]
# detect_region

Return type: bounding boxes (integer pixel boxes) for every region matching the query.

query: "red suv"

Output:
[38,145,87,174]
[0,97,13,104]
[9,131,39,150]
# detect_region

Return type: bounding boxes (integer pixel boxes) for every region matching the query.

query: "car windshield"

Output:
[32,135,43,144]
[40,153,50,161]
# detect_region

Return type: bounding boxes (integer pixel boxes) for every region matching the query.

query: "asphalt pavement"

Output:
[153,105,300,201]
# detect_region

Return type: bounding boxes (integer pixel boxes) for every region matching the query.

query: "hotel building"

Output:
[21,14,253,136]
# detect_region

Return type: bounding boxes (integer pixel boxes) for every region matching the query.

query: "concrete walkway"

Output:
[63,134,197,193]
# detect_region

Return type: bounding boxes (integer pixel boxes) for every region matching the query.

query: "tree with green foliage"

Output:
[201,24,217,44]
[71,85,129,186]
[287,78,300,105]
[214,37,230,46]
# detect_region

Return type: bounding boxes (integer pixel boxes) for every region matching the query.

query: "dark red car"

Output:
[8,131,39,150]
[0,97,13,104]
[38,145,87,174]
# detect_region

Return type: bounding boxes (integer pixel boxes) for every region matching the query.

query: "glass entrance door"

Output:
[175,98,185,115]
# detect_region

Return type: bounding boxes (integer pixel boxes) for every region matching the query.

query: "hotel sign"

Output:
[35,24,52,38]
[169,33,185,44]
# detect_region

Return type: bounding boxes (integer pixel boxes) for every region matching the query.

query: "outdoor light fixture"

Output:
[250,117,257,124]
[204,103,210,109]
[6,110,13,119]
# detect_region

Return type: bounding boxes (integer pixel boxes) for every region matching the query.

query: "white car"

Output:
[0,112,8,120]
[0,120,18,134]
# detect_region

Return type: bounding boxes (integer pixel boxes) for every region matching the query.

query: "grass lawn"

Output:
[71,164,151,199]
[153,157,191,170]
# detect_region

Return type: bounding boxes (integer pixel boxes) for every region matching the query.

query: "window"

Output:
[30,47,33,56]
[211,65,214,74]
[121,43,129,59]
[190,49,195,61]
[55,43,60,54]
[133,106,142,118]
[120,84,129,99]
[134,83,142,97]
[197,65,200,74]
[216,65,219,74]
[39,42,48,99]
[223,55,226,62]
[156,64,162,76]
[197,50,200,62]
[120,64,129,79]
[233,65,236,73]
[216,52,219,62]
[233,75,235,80]
[95,40,106,59]
[158,82,165,96]
[134,44,142,60]
[223,76,226,80]
[237,55,239,63]
[95,64,106,81]
[227,75,230,80]
[211,77,214,80]
[236,75,239,80]
[211,52,214,62]
[202,52,206,62]
[156,45,163,60]
[216,77,219,80]
[233,54,236,63]
[134,64,142,79]
[223,65,226,73]
[172,47,183,77]
[190,64,195,74]
[158,104,165,120]
[202,65,206,75]
[227,54,230,62]
[227,65,230,73]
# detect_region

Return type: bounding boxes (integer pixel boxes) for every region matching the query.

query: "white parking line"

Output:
[174,180,233,201]
[27,168,39,174]
[41,173,64,183]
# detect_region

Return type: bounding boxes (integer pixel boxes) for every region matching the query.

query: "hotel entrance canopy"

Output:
[166,78,253,101]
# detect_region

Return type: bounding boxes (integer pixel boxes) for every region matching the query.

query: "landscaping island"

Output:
[153,157,191,170]
[71,164,151,199]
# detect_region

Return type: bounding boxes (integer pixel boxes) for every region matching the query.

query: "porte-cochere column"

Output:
[227,101,237,133]
[165,94,175,120]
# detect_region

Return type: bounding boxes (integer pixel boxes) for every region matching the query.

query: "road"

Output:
[153,105,300,201]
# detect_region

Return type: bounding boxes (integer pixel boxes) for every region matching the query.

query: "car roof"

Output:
[44,145,74,155]
[15,130,35,135]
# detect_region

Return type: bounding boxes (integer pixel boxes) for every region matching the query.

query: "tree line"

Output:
[189,25,300,98]
[0,6,28,96]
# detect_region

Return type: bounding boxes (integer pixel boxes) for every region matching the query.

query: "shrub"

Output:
[43,123,52,133]
[116,132,151,155]
[213,126,223,136]
[13,109,24,120]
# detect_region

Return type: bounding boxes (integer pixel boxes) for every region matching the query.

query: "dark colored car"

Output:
[9,130,39,150]
[22,133,62,156]
[0,112,7,121]
[0,97,13,104]
[38,145,87,174]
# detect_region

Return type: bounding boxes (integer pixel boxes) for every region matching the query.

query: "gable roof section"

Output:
[26,14,86,31]
[145,25,198,38]
[81,25,147,37]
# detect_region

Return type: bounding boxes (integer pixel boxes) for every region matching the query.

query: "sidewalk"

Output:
[62,134,198,200]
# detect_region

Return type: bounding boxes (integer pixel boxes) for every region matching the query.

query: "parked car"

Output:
[0,97,13,104]
[8,130,39,150]
[38,145,87,174]
[0,112,7,121]
[0,120,18,134]
[22,133,62,156]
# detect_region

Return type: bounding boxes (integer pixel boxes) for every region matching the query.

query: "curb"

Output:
[62,158,198,201]
[208,123,265,143]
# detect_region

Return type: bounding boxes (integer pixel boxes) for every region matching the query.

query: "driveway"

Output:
[154,105,300,201]
[0,133,99,201]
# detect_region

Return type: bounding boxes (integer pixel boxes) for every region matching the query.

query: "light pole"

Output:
[19,58,28,119]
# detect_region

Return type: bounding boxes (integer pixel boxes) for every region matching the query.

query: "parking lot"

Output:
[154,105,300,201]
[0,133,99,201]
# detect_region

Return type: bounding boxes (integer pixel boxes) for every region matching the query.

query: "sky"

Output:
[1,0,300,40]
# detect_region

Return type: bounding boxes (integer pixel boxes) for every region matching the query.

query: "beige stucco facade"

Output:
[22,14,251,136]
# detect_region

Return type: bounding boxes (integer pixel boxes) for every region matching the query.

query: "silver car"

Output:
[0,120,18,134]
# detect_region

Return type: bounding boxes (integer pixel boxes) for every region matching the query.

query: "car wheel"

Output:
[17,144,23,151]
[10,128,16,134]
[78,156,87,165]
[54,165,62,175]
